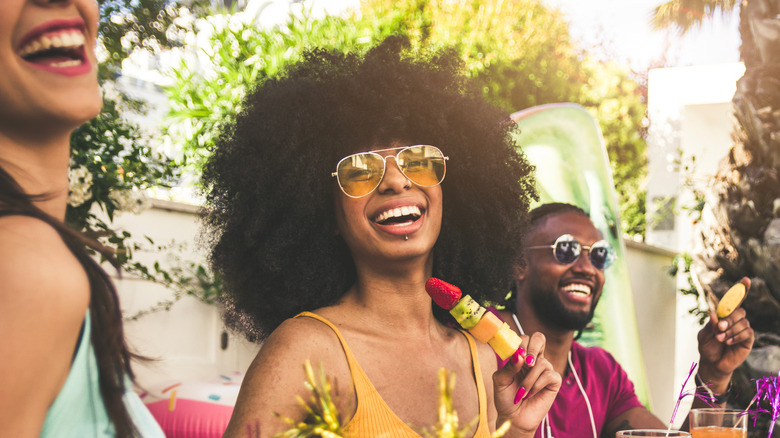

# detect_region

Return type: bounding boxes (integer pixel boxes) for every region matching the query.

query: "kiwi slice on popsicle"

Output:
[716,277,751,319]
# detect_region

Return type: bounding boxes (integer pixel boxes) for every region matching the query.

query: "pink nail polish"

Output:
[514,386,525,404]
[511,347,526,364]
[526,355,535,366]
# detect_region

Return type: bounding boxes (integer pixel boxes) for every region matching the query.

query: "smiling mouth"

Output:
[373,205,423,226]
[562,283,592,297]
[19,28,87,68]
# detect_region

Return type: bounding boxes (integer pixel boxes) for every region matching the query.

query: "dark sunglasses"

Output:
[526,234,615,270]
[331,145,448,198]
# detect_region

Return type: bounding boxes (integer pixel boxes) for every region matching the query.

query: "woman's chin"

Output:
[53,93,102,128]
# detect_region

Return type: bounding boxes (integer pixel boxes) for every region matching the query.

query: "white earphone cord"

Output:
[511,314,597,438]
[569,351,598,438]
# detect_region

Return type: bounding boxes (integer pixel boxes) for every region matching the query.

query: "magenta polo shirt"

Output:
[535,342,643,437]
[490,311,644,437]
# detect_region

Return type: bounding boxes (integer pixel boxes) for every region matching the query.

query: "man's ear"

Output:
[513,263,526,282]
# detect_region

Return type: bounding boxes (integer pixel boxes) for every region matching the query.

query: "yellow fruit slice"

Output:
[488,323,523,360]
[716,277,750,319]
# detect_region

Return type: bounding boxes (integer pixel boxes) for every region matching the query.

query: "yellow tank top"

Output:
[296,311,491,438]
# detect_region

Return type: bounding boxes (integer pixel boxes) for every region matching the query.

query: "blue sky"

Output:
[542,0,741,70]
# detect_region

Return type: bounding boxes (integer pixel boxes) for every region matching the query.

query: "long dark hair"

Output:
[0,165,139,437]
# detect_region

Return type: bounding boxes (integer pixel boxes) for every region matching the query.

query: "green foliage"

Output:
[669,253,710,324]
[68,93,222,315]
[580,60,649,238]
[67,96,176,234]
[67,0,222,317]
[97,0,210,77]
[164,11,394,170]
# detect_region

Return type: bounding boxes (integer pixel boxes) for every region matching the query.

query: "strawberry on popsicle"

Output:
[425,277,523,361]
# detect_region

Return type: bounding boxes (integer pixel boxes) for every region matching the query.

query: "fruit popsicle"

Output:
[425,277,523,361]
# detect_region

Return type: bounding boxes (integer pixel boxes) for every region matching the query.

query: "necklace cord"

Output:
[569,351,598,438]
[510,313,597,438]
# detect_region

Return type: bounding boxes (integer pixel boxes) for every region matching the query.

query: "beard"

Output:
[529,285,599,332]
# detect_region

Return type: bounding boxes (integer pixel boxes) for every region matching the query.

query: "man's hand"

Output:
[696,307,754,391]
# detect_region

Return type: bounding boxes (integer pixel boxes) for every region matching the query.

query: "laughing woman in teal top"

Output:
[0,1,163,436]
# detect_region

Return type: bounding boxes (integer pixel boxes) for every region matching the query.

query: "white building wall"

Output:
[624,240,680,425]
[109,200,259,386]
[646,62,744,250]
[646,62,745,426]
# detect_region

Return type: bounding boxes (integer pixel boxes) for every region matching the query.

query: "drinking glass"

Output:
[689,408,747,438]
[616,430,691,437]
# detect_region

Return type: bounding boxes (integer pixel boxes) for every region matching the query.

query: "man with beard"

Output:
[492,203,754,438]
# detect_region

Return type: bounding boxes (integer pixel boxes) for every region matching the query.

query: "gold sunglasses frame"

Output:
[331,145,449,198]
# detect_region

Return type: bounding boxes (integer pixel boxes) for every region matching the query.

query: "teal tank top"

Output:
[39,311,164,437]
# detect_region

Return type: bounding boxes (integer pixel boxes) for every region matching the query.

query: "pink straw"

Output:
[754,372,780,438]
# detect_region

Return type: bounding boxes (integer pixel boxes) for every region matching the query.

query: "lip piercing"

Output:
[404,235,409,241]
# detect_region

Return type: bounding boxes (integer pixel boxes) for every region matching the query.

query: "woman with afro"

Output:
[205,36,561,437]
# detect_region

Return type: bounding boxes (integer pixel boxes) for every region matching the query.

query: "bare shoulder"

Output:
[263,313,348,354]
[224,314,355,438]
[0,215,89,310]
[256,314,354,372]
[0,215,91,436]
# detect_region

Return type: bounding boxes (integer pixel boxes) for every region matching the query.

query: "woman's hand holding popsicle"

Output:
[492,332,561,437]
[425,278,560,437]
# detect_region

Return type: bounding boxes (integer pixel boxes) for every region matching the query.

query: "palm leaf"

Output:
[650,0,738,34]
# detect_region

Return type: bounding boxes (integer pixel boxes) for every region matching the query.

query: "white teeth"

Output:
[20,40,42,56]
[51,60,81,67]
[374,205,422,223]
[19,29,85,58]
[562,283,591,296]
